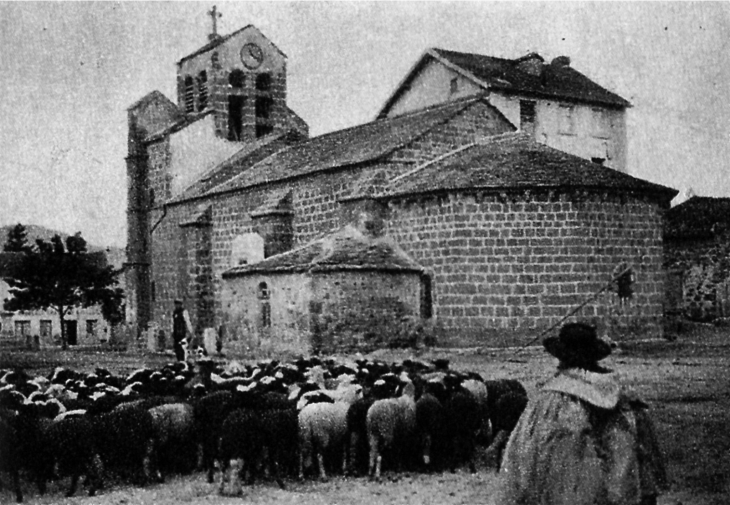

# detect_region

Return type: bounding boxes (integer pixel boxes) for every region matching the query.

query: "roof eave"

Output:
[383,183,677,204]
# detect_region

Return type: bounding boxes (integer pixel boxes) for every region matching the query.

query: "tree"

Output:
[2,231,124,349]
[3,223,34,253]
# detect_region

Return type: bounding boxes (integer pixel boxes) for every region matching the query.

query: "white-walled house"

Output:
[377,49,630,172]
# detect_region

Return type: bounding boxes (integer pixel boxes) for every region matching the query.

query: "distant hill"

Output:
[0,224,125,269]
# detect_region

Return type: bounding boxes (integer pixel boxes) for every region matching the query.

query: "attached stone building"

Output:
[126,23,676,351]
[664,196,730,322]
[221,226,426,354]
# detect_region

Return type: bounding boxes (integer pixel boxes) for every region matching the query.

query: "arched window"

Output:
[183,76,195,113]
[229,69,245,89]
[255,73,271,92]
[257,281,271,328]
[197,71,208,111]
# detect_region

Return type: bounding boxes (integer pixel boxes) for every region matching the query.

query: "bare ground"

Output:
[1,322,728,505]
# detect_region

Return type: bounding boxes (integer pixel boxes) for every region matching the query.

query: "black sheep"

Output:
[148,402,197,477]
[484,391,528,468]
[217,408,266,494]
[346,397,375,475]
[43,416,104,497]
[91,405,160,484]
[0,407,53,503]
[192,390,235,483]
[415,392,445,470]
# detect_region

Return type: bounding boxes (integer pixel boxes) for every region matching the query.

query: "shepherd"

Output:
[496,322,667,505]
[172,299,195,362]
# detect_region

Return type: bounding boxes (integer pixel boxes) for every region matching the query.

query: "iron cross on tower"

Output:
[208,6,222,39]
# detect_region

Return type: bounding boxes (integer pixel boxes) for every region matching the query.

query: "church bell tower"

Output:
[175,8,296,144]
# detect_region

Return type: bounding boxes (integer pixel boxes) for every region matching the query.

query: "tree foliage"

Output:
[3,223,34,253]
[2,229,124,348]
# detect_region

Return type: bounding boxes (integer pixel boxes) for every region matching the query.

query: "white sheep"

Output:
[366,380,417,480]
[298,385,362,481]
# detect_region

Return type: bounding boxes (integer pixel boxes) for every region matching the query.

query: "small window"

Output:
[229,69,245,89]
[211,52,220,68]
[450,77,459,95]
[14,320,31,337]
[149,188,155,208]
[197,71,208,111]
[591,157,605,165]
[40,320,52,339]
[258,282,271,329]
[86,320,97,336]
[255,96,273,120]
[257,282,270,300]
[256,73,272,92]
[559,105,576,135]
[592,108,611,139]
[151,281,156,302]
[617,268,634,300]
[184,76,195,113]
[228,95,245,141]
[256,123,274,138]
[520,100,536,131]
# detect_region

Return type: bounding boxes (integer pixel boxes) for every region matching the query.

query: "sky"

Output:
[0,2,728,248]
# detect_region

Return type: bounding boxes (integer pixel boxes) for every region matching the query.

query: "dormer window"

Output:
[256,73,272,92]
[229,69,245,89]
[197,71,208,111]
[184,76,195,113]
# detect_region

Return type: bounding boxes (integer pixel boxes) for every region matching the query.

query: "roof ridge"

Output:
[432,47,516,64]
[390,131,520,185]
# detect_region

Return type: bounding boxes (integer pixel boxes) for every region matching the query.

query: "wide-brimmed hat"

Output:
[543,322,612,365]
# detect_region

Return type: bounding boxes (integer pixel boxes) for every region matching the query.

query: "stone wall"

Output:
[386,189,667,346]
[145,99,511,334]
[220,270,422,356]
[665,235,730,321]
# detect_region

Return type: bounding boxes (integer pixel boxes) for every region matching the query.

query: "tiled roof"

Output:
[664,196,730,241]
[209,96,486,196]
[250,189,292,217]
[379,49,629,118]
[384,133,676,200]
[222,226,424,277]
[169,130,304,204]
[144,110,214,143]
[433,48,630,107]
[177,25,287,65]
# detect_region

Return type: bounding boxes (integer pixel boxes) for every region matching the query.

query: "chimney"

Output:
[550,56,571,68]
[515,52,545,76]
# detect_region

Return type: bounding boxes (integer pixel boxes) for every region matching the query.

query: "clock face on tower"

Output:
[240,42,264,70]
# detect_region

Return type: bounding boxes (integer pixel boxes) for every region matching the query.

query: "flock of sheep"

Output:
[0,355,528,502]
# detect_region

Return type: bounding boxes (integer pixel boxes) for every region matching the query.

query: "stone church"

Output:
[126,21,676,353]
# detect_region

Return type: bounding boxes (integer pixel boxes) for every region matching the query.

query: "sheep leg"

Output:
[271,455,285,490]
[316,450,327,481]
[218,458,229,495]
[86,453,104,496]
[11,469,22,503]
[66,475,79,497]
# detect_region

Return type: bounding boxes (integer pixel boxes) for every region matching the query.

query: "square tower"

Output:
[176,25,291,144]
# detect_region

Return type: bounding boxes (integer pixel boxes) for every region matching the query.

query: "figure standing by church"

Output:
[172,299,195,362]
[496,322,667,505]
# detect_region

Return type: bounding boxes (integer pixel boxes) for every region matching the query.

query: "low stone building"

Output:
[221,225,426,354]
[664,196,730,322]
